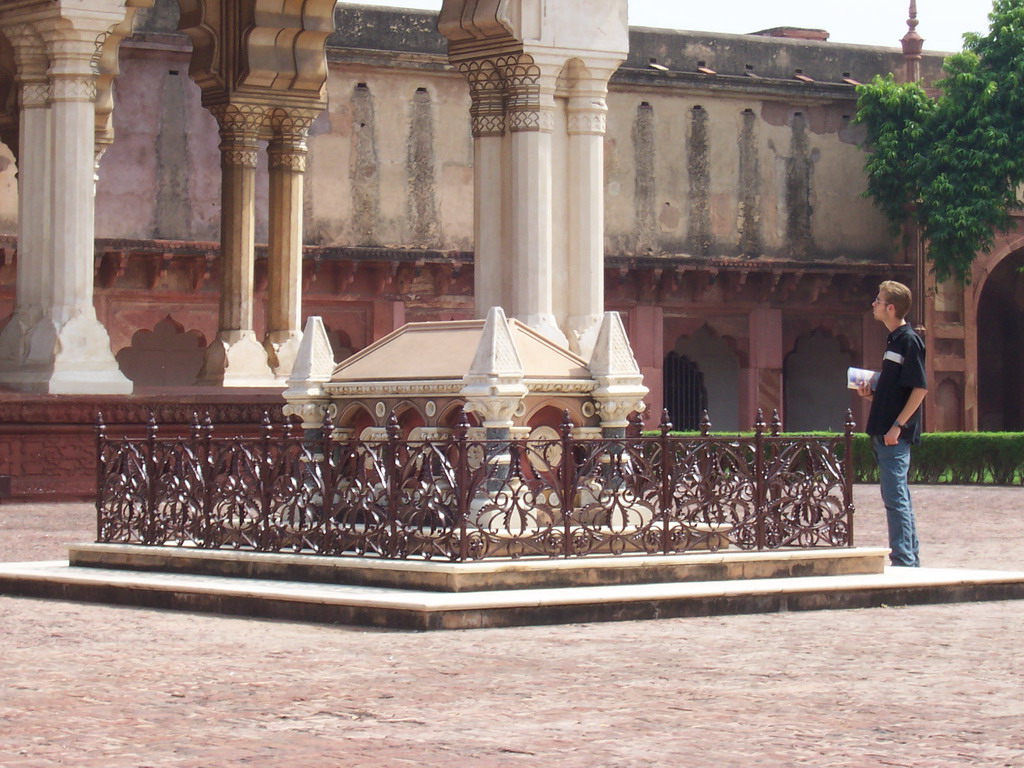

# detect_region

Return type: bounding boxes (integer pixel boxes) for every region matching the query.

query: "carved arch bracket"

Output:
[177,0,335,108]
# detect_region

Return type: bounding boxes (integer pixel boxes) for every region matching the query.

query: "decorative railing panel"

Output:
[95,410,856,561]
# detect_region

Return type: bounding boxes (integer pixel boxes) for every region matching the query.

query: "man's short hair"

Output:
[879,280,912,319]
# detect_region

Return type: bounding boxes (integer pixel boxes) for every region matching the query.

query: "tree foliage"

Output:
[855,0,1024,284]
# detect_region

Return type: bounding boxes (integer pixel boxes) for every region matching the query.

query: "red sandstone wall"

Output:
[0,394,287,500]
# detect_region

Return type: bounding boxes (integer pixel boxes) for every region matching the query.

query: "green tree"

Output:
[855,0,1024,284]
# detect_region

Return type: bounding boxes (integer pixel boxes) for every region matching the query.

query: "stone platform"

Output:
[65,543,888,591]
[3,544,1024,630]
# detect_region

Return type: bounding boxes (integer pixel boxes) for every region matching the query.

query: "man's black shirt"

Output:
[866,323,927,444]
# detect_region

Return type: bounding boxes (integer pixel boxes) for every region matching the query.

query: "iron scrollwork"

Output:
[94,408,856,561]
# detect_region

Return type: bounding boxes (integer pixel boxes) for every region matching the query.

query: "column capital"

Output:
[37,4,137,78]
[470,95,506,137]
[268,136,308,172]
[3,21,46,72]
[210,102,267,132]
[462,395,525,429]
[266,107,317,172]
[562,63,615,136]
[18,80,49,109]
[498,53,549,134]
[266,107,319,136]
[459,59,506,138]
[566,103,607,136]
[211,102,266,169]
[4,22,49,109]
[49,75,96,103]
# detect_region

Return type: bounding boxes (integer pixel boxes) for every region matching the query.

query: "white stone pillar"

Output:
[265,111,314,379]
[565,83,610,359]
[47,69,97,328]
[463,60,508,318]
[505,56,566,346]
[3,25,131,393]
[0,32,49,368]
[200,103,275,387]
[442,1,627,353]
[475,135,507,314]
[0,3,138,394]
[16,77,50,329]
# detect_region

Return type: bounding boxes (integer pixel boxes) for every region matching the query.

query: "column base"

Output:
[200,331,278,387]
[518,313,569,348]
[0,312,133,394]
[0,314,33,367]
[565,313,603,360]
[264,330,303,381]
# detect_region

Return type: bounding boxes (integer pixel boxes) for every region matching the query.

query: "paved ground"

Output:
[1,485,1022,767]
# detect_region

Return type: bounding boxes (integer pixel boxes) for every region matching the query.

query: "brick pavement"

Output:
[1,485,1022,767]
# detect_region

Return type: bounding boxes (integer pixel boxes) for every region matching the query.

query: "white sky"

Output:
[342,0,993,53]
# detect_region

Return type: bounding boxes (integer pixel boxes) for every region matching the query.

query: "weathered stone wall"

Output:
[0,3,978,434]
[308,66,473,251]
[95,46,222,242]
[604,92,885,260]
[604,26,946,262]
[0,2,949,266]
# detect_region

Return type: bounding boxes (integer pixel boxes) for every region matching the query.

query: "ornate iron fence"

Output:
[94,409,856,561]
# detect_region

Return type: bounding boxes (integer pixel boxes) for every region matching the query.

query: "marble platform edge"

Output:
[1,560,1023,631]
[67,543,891,592]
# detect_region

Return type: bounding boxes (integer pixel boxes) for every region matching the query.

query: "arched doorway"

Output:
[663,352,707,430]
[784,329,852,432]
[977,249,1024,431]
[664,327,739,431]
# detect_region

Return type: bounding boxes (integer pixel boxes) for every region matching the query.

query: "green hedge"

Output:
[852,432,1024,485]
[643,431,1024,485]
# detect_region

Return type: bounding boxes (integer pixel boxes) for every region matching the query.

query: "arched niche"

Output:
[439,402,477,429]
[783,329,852,432]
[526,404,567,431]
[336,403,374,435]
[391,401,426,437]
[977,248,1024,431]
[523,400,588,431]
[666,325,739,431]
[934,377,964,433]
[115,316,206,387]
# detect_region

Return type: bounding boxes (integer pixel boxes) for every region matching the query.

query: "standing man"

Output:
[857,281,928,567]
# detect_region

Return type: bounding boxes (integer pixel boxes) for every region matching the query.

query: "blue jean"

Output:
[873,436,920,567]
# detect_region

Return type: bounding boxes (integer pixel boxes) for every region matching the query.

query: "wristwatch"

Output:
[893,421,905,429]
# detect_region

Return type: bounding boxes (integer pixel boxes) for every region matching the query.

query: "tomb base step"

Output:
[2,557,1023,631]
[66,543,887,592]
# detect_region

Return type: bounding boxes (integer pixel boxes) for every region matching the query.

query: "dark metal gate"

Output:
[663,351,708,430]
